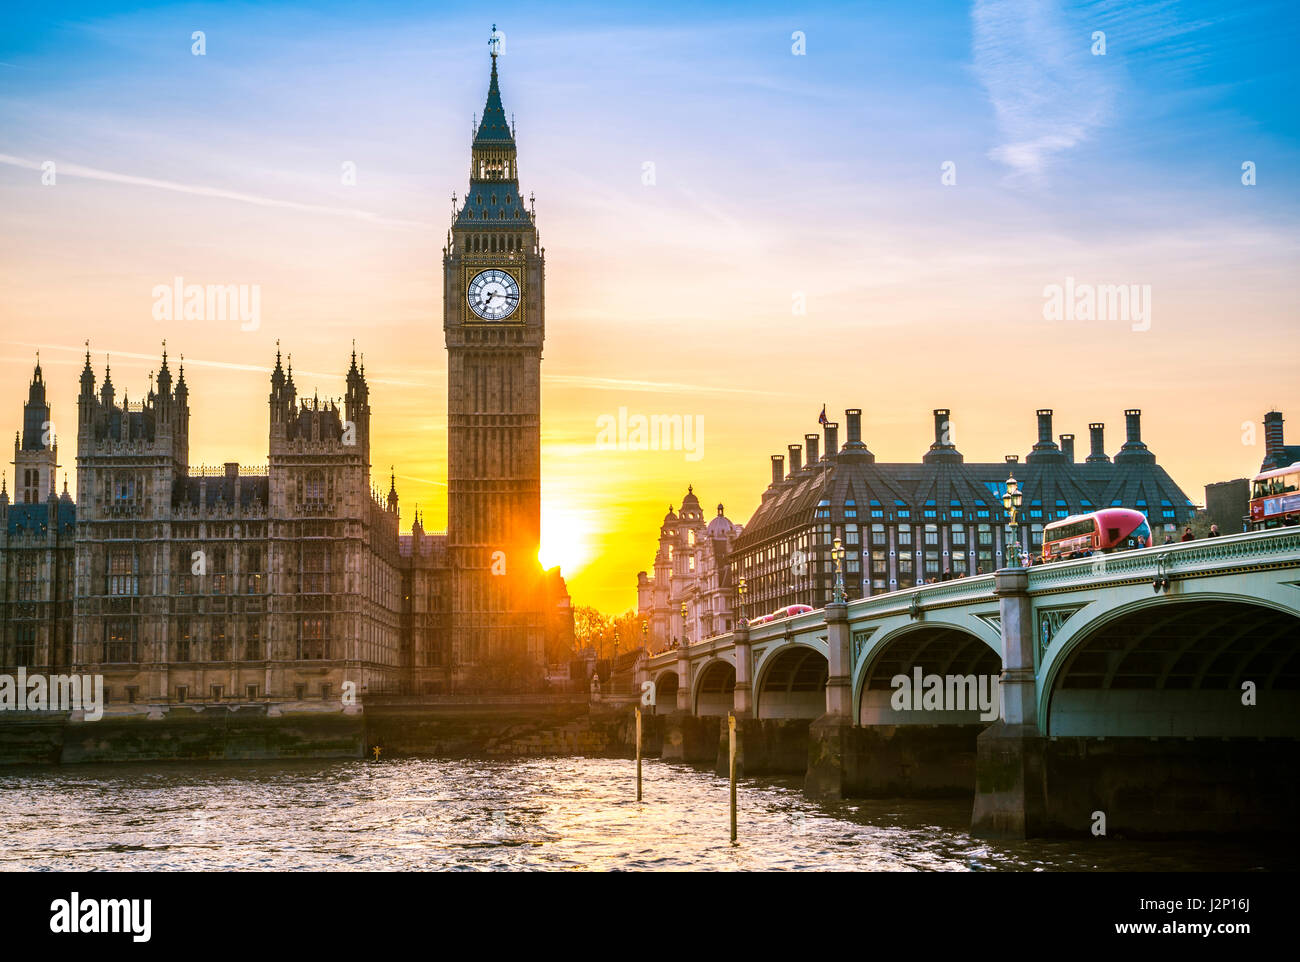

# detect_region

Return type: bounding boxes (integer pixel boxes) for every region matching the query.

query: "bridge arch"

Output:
[856,623,1002,727]
[1041,596,1300,736]
[693,659,735,717]
[755,644,827,719]
[651,668,679,714]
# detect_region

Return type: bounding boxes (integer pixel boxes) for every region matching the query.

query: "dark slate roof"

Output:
[455,182,532,227]
[474,57,514,145]
[173,475,269,509]
[6,500,75,536]
[736,452,1196,551]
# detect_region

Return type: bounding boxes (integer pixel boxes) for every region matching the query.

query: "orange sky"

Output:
[2,10,1297,613]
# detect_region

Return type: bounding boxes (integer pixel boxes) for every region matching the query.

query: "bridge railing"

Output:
[640,528,1300,672]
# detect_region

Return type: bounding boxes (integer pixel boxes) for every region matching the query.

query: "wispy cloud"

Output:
[972,0,1115,177]
[0,154,431,230]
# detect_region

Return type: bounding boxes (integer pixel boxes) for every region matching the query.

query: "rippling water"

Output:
[0,757,1289,871]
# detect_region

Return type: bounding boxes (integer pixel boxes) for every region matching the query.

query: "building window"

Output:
[104,619,135,663]
[175,618,191,662]
[295,684,307,700]
[176,685,188,703]
[951,526,967,546]
[16,556,39,601]
[845,499,857,519]
[870,500,883,519]
[246,685,258,701]
[897,526,912,547]
[15,626,35,665]
[870,524,886,546]
[244,620,262,661]
[320,684,332,701]
[871,550,887,576]
[108,549,138,596]
[299,617,328,660]
[924,525,939,546]
[302,546,329,593]
[845,524,860,545]
[211,621,228,661]
[210,685,223,701]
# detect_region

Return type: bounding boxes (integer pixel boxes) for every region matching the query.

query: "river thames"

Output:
[0,757,1291,871]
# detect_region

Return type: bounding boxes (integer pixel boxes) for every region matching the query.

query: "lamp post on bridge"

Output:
[736,577,747,625]
[1002,474,1024,568]
[680,601,688,647]
[831,537,847,605]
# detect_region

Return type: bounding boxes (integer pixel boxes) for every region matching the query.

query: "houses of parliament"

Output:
[0,38,572,708]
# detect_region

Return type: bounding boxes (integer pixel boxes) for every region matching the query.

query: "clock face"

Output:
[466,269,520,321]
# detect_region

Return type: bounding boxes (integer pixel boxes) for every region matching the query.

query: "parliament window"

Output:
[211,621,228,661]
[104,619,135,663]
[299,617,328,660]
[108,549,138,596]
[15,626,35,666]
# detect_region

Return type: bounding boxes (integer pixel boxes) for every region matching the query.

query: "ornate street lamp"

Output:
[641,619,648,649]
[831,536,847,604]
[736,577,748,623]
[680,601,688,646]
[1002,474,1024,568]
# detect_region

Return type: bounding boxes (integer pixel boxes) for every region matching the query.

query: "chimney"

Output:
[934,409,951,446]
[1005,455,1019,464]
[824,421,839,458]
[1037,409,1054,444]
[787,443,802,474]
[1059,434,1075,462]
[1087,423,1109,462]
[771,455,784,485]
[224,461,239,481]
[845,409,863,445]
[804,433,819,466]
[1116,408,1153,462]
[1264,411,1284,465]
[1125,409,1142,444]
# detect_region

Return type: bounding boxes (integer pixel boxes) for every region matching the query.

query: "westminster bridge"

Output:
[635,527,1300,837]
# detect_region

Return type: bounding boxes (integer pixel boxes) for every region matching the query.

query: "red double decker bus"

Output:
[1041,508,1151,562]
[1249,462,1300,529]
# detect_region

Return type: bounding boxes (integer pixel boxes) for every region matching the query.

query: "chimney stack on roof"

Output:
[770,455,784,486]
[1059,434,1075,462]
[804,433,819,466]
[787,443,802,474]
[1087,423,1109,462]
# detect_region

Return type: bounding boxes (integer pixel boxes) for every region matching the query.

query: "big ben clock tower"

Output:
[444,27,546,673]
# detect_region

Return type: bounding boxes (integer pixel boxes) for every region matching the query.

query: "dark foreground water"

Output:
[0,757,1292,871]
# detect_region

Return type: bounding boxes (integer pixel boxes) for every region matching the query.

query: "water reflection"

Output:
[0,757,1289,871]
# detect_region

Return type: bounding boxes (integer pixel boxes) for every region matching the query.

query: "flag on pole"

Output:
[818,404,829,426]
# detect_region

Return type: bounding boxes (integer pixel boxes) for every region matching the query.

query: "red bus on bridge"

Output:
[1249,462,1300,529]
[1041,508,1151,562]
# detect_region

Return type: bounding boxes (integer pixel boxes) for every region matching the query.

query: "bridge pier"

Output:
[805,602,858,800]
[732,621,753,718]
[675,648,691,713]
[660,712,720,764]
[971,567,1048,838]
